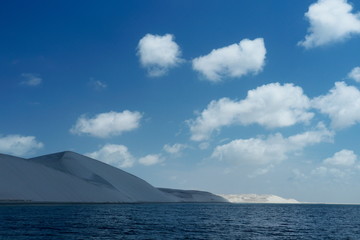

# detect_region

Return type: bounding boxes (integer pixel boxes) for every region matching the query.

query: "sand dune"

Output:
[220,194,299,204]
[0,151,226,203]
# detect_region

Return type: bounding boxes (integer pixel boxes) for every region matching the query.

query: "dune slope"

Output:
[29,151,170,202]
[0,151,226,203]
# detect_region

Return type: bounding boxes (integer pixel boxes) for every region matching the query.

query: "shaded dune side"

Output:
[158,188,228,202]
[29,151,171,202]
[0,153,129,202]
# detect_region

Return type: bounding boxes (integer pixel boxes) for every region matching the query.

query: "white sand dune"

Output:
[0,151,226,203]
[219,194,299,204]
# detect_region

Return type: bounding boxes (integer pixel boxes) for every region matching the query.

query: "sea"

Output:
[0,203,359,239]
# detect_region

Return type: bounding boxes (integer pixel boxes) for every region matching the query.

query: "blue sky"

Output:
[2,0,360,203]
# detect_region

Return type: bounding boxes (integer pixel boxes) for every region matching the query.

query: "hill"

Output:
[0,151,226,203]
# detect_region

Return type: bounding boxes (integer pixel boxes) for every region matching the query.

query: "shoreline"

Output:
[1,201,360,206]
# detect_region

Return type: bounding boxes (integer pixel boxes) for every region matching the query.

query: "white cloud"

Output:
[0,134,43,156]
[292,169,308,180]
[21,73,42,86]
[299,0,360,48]
[86,144,135,168]
[70,110,142,138]
[211,123,333,165]
[348,66,360,82]
[311,166,328,176]
[139,154,163,166]
[311,149,358,178]
[248,165,274,178]
[312,166,350,178]
[163,143,187,154]
[89,78,107,90]
[137,33,182,77]
[323,149,357,166]
[312,81,360,129]
[212,134,288,165]
[287,123,334,148]
[188,83,313,141]
[192,38,266,82]
[199,142,210,150]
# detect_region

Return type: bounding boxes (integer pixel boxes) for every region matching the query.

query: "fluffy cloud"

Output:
[192,38,266,82]
[71,110,142,138]
[348,66,360,82]
[0,134,43,156]
[188,83,313,141]
[323,149,357,166]
[299,0,360,48]
[86,144,135,168]
[138,154,163,166]
[312,149,358,178]
[211,123,333,165]
[163,143,187,154]
[21,73,42,86]
[312,82,360,129]
[137,33,182,77]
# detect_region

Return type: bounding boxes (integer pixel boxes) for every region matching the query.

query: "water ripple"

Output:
[0,203,360,239]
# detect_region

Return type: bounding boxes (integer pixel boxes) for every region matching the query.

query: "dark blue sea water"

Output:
[0,203,360,239]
